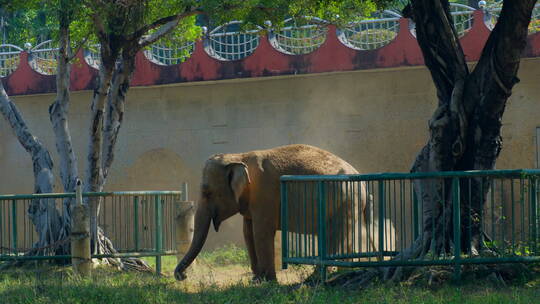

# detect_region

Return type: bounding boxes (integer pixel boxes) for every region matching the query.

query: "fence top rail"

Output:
[0,190,183,201]
[280,169,540,182]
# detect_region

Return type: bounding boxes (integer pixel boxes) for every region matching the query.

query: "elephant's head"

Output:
[174,155,250,281]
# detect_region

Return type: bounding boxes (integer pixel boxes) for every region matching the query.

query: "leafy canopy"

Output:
[1,0,393,50]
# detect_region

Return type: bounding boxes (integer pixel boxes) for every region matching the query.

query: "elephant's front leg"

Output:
[243,218,258,276]
[252,221,277,281]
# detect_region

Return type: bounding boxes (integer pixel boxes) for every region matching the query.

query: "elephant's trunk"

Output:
[174,203,211,281]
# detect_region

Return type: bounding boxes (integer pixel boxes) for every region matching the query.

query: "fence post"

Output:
[378,180,385,260]
[71,179,91,277]
[175,182,195,264]
[280,180,288,270]
[317,181,327,282]
[452,177,462,282]
[155,195,163,275]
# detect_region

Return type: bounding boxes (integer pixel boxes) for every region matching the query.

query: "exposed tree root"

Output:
[325,259,537,289]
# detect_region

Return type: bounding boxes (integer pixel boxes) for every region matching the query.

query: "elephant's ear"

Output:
[227,163,251,203]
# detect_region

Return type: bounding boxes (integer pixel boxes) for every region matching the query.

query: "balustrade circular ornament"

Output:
[337,10,401,50]
[0,44,23,78]
[269,17,327,55]
[28,40,58,75]
[205,21,261,61]
[144,40,195,66]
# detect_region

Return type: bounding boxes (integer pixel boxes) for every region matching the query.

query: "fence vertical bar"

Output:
[134,196,139,251]
[378,181,385,260]
[317,181,327,282]
[155,195,163,275]
[11,199,17,254]
[411,190,419,240]
[452,177,462,282]
[280,180,288,269]
[0,200,3,255]
[530,177,538,254]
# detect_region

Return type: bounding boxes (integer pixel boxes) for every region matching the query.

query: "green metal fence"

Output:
[280,169,540,280]
[0,188,189,274]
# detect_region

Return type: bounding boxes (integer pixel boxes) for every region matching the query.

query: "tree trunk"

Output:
[49,14,78,248]
[102,54,135,184]
[0,80,63,255]
[84,60,113,254]
[382,0,537,281]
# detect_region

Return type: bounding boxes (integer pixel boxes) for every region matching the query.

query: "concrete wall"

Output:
[1,58,539,250]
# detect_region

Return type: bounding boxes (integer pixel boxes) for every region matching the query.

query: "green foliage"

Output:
[0,0,52,46]
[199,244,250,266]
[1,0,394,47]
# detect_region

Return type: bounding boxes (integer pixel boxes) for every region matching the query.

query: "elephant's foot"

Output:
[251,272,277,283]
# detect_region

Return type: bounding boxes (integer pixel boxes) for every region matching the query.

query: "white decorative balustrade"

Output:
[0,44,23,77]
[205,21,261,61]
[451,3,475,37]
[144,40,195,65]
[337,10,401,51]
[1,3,540,78]
[269,18,327,55]
[28,40,58,75]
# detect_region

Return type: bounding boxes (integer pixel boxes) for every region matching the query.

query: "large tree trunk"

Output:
[381,0,537,281]
[329,1,538,286]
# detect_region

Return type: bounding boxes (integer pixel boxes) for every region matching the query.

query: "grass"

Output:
[1,245,540,304]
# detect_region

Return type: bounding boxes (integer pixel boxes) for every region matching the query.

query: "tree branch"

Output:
[408,0,469,103]
[129,8,203,46]
[137,18,182,49]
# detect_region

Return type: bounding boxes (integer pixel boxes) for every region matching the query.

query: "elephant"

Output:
[174,144,376,281]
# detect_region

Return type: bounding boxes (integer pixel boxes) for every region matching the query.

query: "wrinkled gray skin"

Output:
[174,144,368,281]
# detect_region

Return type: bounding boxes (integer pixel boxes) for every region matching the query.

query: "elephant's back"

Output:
[256,144,358,176]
